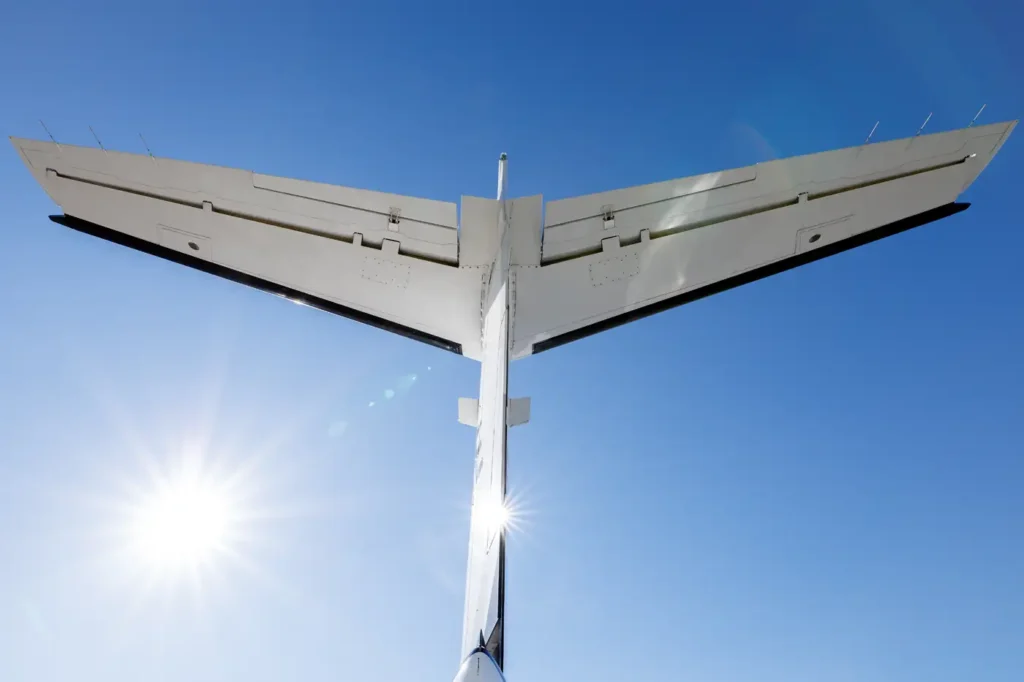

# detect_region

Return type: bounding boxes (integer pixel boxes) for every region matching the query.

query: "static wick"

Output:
[89,125,107,154]
[915,112,933,137]
[968,104,987,128]
[864,120,879,144]
[139,133,156,162]
[39,120,61,150]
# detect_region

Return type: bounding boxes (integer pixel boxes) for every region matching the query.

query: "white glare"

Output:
[476,496,512,534]
[132,476,233,569]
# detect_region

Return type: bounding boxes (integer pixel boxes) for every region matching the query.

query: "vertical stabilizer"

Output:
[459,154,512,669]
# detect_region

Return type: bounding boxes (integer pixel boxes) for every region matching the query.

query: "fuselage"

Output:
[452,648,506,682]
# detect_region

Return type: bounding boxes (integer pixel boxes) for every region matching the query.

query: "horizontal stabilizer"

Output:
[10,136,488,357]
[510,120,1016,356]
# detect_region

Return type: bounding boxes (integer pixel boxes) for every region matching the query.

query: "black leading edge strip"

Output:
[532,202,971,354]
[49,214,464,355]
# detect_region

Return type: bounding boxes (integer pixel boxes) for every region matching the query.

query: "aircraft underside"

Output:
[10,118,1016,681]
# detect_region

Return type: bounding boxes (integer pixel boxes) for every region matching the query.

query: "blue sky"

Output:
[1,1,1022,681]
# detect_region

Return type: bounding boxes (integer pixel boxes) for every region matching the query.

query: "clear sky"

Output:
[1,1,1022,681]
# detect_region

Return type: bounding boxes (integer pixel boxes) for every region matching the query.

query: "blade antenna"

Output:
[89,125,108,155]
[968,104,987,128]
[915,112,933,137]
[39,120,61,151]
[864,120,879,144]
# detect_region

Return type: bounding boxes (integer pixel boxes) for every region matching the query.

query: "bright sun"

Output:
[132,475,234,569]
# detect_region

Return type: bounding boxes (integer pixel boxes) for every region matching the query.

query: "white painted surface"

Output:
[461,155,511,663]
[12,120,1016,682]
[459,398,480,427]
[507,397,531,427]
[11,137,488,358]
[452,651,505,682]
[511,120,1016,357]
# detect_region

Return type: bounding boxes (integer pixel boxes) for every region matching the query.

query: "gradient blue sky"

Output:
[2,1,1022,681]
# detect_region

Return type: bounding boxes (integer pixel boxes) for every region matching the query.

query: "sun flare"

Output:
[476,494,524,536]
[131,474,235,569]
[479,498,510,530]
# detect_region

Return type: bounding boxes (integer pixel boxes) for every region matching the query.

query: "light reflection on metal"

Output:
[915,112,933,136]
[864,120,879,144]
[969,104,987,128]
[9,117,1016,682]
